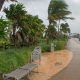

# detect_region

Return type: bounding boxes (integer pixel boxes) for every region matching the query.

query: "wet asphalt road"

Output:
[49,38,80,80]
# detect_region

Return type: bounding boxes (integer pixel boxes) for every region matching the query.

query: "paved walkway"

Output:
[49,38,80,80]
[29,50,72,80]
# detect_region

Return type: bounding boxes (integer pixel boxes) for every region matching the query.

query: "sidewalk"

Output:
[29,50,73,80]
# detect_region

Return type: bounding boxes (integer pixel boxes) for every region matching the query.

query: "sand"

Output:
[29,50,73,80]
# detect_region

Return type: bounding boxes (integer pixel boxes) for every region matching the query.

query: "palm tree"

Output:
[48,0,73,33]
[0,0,17,10]
[45,24,57,41]
[22,15,45,45]
[4,3,27,46]
[4,3,45,46]
[60,23,70,37]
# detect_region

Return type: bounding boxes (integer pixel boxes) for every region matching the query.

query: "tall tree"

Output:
[48,0,73,33]
[4,3,45,46]
[4,3,27,45]
[45,24,57,41]
[21,14,45,45]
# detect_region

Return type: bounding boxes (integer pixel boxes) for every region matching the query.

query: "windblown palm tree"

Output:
[48,0,73,32]
[4,3,45,46]
[4,3,27,45]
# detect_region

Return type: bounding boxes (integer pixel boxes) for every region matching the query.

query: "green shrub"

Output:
[39,41,51,52]
[41,44,50,52]
[54,40,67,51]
[38,39,67,52]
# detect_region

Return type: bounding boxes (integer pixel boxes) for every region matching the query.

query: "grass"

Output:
[0,38,67,73]
[39,38,67,52]
[0,46,34,73]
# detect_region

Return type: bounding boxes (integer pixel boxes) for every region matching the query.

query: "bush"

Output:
[38,40,51,52]
[41,44,51,52]
[39,39,67,52]
[54,40,67,51]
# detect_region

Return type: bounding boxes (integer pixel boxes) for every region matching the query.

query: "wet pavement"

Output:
[49,38,80,80]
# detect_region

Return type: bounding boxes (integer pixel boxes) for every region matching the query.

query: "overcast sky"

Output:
[0,0,80,33]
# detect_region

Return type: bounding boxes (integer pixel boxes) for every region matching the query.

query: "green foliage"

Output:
[39,41,50,52]
[4,3,27,45]
[60,23,70,34]
[22,15,45,41]
[0,47,34,73]
[48,0,73,35]
[4,4,26,21]
[0,38,67,73]
[48,0,71,22]
[41,45,50,52]
[0,19,7,38]
[45,24,57,40]
[0,19,12,44]
[54,39,67,50]
[4,3,45,46]
[39,38,67,52]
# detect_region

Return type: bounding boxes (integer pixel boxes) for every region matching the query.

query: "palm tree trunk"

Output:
[57,19,60,33]
[57,19,61,39]
[12,24,16,46]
